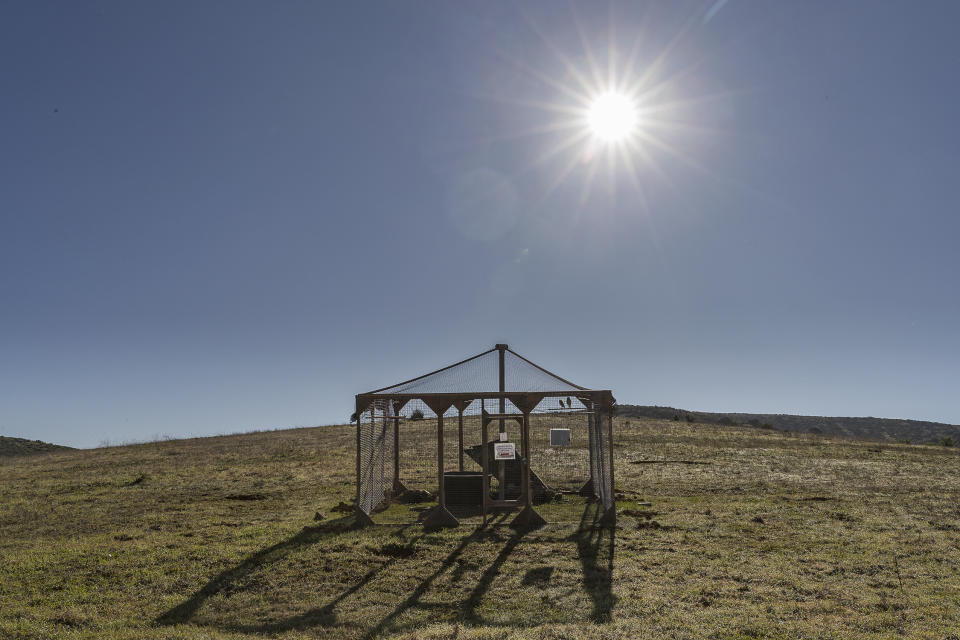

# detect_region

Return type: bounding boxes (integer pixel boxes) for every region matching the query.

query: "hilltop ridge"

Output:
[617,404,960,443]
[0,435,74,457]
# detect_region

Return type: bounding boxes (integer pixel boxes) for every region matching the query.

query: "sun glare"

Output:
[587,91,638,142]
[473,11,708,205]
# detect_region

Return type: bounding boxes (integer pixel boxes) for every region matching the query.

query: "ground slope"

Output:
[618,404,960,444]
[0,435,74,457]
[0,420,958,639]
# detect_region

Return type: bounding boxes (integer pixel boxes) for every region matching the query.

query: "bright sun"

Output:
[482,19,700,203]
[586,91,638,142]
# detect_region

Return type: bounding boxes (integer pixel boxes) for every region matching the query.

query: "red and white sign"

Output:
[493,442,516,460]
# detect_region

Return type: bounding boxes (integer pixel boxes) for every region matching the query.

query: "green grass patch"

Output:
[1,419,958,638]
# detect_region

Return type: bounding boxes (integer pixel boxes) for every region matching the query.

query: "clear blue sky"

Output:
[2,1,958,448]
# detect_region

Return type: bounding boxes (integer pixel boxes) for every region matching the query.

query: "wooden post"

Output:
[392,413,402,494]
[355,405,362,509]
[522,411,531,509]
[379,405,385,503]
[587,401,595,480]
[580,398,596,497]
[600,402,617,526]
[422,397,459,529]
[390,400,407,495]
[437,412,445,508]
[497,344,506,500]
[393,412,400,483]
[481,401,488,526]
[458,406,464,472]
[607,407,616,506]
[510,394,546,529]
[498,345,506,430]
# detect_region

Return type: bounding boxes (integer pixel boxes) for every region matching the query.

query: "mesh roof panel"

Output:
[503,350,584,393]
[365,347,586,396]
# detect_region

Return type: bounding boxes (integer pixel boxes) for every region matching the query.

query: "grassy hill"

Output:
[1,418,959,639]
[617,404,960,444]
[0,435,74,457]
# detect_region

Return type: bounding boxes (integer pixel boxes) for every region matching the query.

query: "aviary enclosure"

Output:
[354,344,615,528]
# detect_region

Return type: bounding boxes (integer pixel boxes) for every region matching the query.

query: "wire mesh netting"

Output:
[591,409,615,512]
[368,348,585,396]
[356,399,395,514]
[528,396,591,493]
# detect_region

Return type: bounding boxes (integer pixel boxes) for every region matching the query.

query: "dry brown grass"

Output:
[1,418,958,639]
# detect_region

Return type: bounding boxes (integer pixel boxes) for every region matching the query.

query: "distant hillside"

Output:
[617,405,960,444]
[0,436,74,457]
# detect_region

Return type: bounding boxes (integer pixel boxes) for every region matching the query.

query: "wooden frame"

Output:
[353,345,616,528]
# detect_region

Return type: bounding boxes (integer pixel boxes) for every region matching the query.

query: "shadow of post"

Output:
[363,523,521,639]
[568,502,617,622]
[157,507,614,636]
[460,529,525,623]
[155,515,386,628]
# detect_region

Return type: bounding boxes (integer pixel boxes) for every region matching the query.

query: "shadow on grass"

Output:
[368,503,616,637]
[458,527,526,624]
[157,504,615,636]
[155,515,412,632]
[361,520,524,639]
[568,502,617,622]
